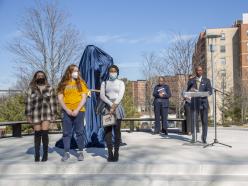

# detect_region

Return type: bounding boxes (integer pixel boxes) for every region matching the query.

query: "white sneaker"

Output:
[77,151,84,161]
[61,152,70,162]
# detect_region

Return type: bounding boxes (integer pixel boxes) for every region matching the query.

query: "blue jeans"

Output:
[62,111,85,152]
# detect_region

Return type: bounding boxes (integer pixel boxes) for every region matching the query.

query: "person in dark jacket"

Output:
[153,76,171,135]
[186,66,212,143]
[183,74,195,135]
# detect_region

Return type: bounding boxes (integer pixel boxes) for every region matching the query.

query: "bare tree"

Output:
[161,34,195,80]
[8,1,84,89]
[140,34,196,118]
[158,34,196,116]
[141,52,161,117]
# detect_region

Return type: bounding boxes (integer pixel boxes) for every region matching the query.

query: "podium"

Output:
[183,91,210,143]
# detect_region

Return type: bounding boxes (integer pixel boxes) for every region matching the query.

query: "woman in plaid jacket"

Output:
[25,71,57,162]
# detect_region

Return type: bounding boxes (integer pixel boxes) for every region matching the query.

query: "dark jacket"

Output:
[153,84,171,107]
[187,77,212,109]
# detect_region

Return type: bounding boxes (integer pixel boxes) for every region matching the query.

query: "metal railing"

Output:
[0,118,186,138]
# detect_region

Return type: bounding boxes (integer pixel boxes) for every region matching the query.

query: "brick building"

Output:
[193,13,248,122]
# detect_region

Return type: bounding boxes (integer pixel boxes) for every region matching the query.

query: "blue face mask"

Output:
[109,73,118,81]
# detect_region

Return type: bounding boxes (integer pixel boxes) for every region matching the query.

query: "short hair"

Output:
[195,65,203,71]
[108,65,119,75]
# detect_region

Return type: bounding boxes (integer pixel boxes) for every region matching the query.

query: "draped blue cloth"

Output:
[79,45,113,147]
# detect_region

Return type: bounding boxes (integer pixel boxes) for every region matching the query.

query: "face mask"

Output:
[36,78,45,85]
[72,72,78,79]
[109,73,118,80]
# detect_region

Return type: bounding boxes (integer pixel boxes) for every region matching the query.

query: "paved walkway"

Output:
[0,127,248,186]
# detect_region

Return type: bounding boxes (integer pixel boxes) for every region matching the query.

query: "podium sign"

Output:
[183,91,210,98]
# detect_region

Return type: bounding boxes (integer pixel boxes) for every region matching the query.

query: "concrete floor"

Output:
[0,127,248,186]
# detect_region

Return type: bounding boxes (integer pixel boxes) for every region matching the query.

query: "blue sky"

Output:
[0,0,248,89]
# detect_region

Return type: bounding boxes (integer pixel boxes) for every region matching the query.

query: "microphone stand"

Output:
[204,87,232,148]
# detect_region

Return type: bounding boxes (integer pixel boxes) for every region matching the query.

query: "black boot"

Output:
[41,130,49,162]
[107,148,114,162]
[161,128,168,135]
[113,148,119,162]
[34,131,42,162]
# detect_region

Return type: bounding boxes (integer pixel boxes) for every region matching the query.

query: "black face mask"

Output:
[36,78,46,85]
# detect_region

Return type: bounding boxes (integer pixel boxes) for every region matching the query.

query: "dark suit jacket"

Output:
[153,84,171,107]
[186,77,212,109]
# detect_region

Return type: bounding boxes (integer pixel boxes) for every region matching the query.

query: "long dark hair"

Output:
[29,71,49,90]
[57,64,86,94]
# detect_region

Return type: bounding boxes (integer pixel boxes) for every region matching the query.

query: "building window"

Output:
[220,45,226,53]
[247,43,248,51]
[220,57,226,65]
[221,69,226,90]
[246,30,248,36]
[220,33,225,40]
[246,55,248,62]
[221,69,226,76]
[221,80,226,89]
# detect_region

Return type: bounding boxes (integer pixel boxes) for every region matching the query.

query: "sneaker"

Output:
[61,152,70,162]
[77,151,84,161]
[190,139,196,143]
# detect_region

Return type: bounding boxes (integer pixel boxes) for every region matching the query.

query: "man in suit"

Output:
[187,66,212,143]
[153,76,171,135]
[183,74,195,135]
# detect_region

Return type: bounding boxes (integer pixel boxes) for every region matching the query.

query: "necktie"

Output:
[196,79,200,90]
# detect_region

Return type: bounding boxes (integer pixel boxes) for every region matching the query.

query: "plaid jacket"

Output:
[25,85,58,123]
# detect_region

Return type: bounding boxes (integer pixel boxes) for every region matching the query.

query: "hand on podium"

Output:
[190,88,198,92]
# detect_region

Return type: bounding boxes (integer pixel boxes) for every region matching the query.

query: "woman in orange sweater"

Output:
[57,64,88,162]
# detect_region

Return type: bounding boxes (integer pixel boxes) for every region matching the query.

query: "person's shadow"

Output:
[53,146,80,159]
[52,135,108,159]
[159,133,192,142]
[26,146,54,155]
[53,136,85,159]
[85,147,108,159]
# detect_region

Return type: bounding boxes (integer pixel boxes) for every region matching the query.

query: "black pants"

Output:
[154,102,168,133]
[191,108,208,141]
[104,120,121,149]
[184,103,191,133]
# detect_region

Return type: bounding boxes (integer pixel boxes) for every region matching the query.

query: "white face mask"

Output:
[72,72,79,79]
[109,72,118,80]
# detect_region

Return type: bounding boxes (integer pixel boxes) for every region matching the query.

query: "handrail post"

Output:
[12,124,22,137]
[130,121,134,132]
